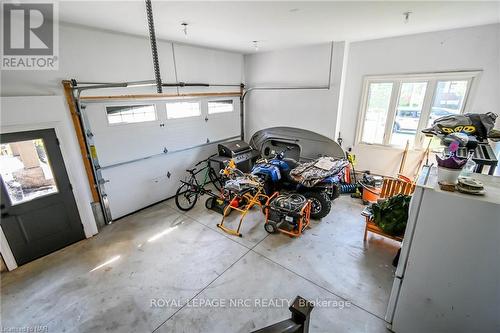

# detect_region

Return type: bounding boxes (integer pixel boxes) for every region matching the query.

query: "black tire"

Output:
[303,191,331,219]
[175,181,198,211]
[209,168,224,192]
[205,197,214,209]
[264,221,278,234]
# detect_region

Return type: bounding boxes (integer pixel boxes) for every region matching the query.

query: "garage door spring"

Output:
[145,0,162,93]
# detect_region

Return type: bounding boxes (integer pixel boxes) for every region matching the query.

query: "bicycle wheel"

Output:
[175,180,198,211]
[209,168,224,192]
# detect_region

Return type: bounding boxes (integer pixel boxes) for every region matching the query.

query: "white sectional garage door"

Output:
[82,96,240,219]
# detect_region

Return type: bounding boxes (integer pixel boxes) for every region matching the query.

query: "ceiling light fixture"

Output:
[181,22,188,38]
[252,40,259,52]
[403,11,412,24]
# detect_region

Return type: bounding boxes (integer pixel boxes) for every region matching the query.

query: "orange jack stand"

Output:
[217,187,269,237]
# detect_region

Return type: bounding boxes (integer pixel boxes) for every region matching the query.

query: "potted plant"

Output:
[436,140,467,184]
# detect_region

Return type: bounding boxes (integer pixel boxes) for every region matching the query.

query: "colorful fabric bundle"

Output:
[290,157,349,187]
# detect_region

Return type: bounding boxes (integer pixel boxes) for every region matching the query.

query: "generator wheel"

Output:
[264,221,278,234]
[304,191,331,219]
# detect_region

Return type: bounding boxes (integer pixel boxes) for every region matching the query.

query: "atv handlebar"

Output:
[276,146,292,160]
[256,146,292,164]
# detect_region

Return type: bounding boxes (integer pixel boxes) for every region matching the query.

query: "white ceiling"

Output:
[58,1,500,54]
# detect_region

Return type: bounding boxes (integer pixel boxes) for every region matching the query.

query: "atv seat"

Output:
[283,158,299,169]
[281,158,299,182]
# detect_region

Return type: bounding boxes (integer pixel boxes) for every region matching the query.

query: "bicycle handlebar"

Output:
[195,153,218,166]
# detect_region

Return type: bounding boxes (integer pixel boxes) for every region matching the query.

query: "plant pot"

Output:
[437,166,462,184]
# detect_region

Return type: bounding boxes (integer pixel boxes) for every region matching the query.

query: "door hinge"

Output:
[55,137,60,146]
[69,183,73,191]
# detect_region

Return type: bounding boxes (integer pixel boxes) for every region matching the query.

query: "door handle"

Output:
[1,212,10,218]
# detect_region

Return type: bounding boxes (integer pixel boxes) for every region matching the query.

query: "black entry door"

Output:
[0,129,85,266]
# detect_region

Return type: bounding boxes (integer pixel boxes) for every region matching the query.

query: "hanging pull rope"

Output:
[145,0,162,93]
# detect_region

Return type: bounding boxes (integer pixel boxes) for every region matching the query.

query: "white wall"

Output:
[341,24,500,176]
[244,42,347,141]
[342,23,500,149]
[1,23,243,97]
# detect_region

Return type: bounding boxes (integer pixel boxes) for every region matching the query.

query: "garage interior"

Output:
[1,1,499,332]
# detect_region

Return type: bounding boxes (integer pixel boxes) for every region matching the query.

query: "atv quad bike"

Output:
[252,149,344,219]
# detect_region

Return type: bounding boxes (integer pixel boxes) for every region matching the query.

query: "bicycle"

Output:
[175,154,225,211]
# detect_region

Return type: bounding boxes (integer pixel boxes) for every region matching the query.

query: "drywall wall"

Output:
[1,23,243,97]
[244,42,348,141]
[244,24,499,177]
[341,23,500,176]
[342,23,500,149]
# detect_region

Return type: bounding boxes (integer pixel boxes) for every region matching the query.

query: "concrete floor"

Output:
[1,195,399,332]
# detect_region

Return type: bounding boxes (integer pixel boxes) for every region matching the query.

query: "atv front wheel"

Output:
[304,191,331,219]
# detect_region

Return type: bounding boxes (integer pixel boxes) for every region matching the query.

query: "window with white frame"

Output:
[357,72,479,148]
[106,104,157,125]
[208,100,234,114]
[166,101,201,119]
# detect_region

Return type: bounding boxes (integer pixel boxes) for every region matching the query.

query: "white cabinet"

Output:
[387,167,500,333]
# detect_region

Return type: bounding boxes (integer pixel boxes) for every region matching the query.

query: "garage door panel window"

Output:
[166,101,201,119]
[358,72,478,149]
[208,100,234,114]
[106,105,157,125]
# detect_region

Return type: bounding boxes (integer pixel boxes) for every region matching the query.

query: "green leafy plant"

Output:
[371,194,412,236]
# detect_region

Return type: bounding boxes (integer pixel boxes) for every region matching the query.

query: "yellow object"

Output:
[347,152,356,166]
[217,186,269,237]
[89,145,98,159]
[222,159,237,176]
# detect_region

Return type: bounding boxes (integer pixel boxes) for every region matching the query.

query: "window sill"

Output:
[356,142,445,154]
[355,142,427,152]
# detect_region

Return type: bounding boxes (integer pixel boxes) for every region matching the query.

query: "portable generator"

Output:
[264,193,311,237]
